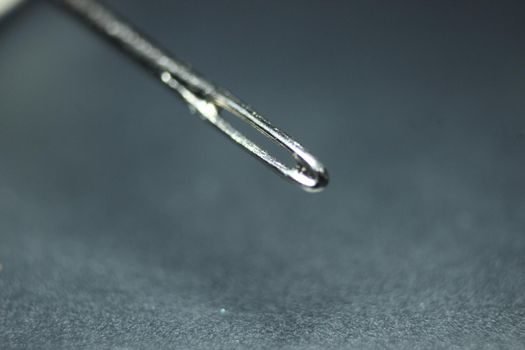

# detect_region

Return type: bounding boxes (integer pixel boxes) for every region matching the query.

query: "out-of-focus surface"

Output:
[0,1,524,348]
[0,0,23,18]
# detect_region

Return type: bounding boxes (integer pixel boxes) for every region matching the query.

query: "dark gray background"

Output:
[1,0,524,348]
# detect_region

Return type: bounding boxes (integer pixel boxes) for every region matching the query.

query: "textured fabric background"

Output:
[1,1,524,348]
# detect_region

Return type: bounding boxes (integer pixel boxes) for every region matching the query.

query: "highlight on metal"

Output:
[1,0,329,192]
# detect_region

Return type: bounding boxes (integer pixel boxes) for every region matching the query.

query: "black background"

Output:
[1,0,524,348]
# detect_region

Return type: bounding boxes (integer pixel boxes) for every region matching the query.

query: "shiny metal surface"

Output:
[52,0,329,192]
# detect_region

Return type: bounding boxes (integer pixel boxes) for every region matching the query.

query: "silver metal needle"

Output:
[53,0,330,191]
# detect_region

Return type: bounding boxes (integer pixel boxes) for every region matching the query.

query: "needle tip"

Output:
[303,167,329,193]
